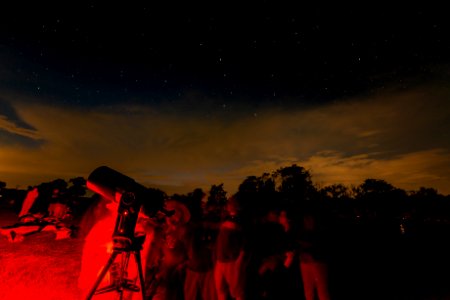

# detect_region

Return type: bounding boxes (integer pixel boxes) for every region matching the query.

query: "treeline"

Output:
[0,177,89,216]
[1,164,449,225]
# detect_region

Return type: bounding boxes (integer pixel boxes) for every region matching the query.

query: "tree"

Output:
[236,174,279,219]
[238,176,260,194]
[321,184,355,219]
[273,164,317,210]
[322,184,352,200]
[234,165,318,220]
[355,179,407,221]
[51,178,68,191]
[67,177,87,197]
[205,183,228,221]
[357,179,395,196]
[409,187,446,221]
[207,183,227,208]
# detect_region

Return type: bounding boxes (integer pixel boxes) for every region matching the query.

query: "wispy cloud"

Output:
[0,115,41,140]
[1,82,449,195]
[302,149,450,194]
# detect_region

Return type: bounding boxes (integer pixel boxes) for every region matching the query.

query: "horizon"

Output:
[2,158,449,197]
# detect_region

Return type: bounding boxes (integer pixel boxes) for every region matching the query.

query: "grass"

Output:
[0,207,146,300]
[0,209,85,300]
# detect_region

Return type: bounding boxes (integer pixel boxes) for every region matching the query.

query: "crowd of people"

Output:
[2,168,449,299]
[77,189,333,300]
[0,184,77,242]
[0,178,333,300]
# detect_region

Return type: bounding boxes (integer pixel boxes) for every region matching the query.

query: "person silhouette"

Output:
[298,202,331,300]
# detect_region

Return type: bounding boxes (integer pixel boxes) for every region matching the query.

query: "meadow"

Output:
[0,210,84,300]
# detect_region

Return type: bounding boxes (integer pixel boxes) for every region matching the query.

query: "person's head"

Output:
[164,199,191,227]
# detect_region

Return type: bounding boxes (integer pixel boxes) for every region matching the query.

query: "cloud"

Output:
[302,149,450,195]
[1,82,449,195]
[0,115,41,140]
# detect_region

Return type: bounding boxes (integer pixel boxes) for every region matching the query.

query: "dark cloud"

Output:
[0,98,42,148]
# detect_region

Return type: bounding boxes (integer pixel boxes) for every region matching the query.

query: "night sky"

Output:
[1,4,449,195]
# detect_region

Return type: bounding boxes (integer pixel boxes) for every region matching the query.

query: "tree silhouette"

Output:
[409,187,447,222]
[207,183,227,208]
[354,179,407,230]
[273,164,317,212]
[205,183,227,222]
[235,174,276,219]
[233,164,319,220]
[322,184,352,200]
[357,179,396,195]
[67,177,87,197]
[238,176,260,194]
[321,184,356,219]
[236,175,262,217]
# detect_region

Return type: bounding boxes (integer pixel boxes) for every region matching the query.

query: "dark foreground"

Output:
[1,208,450,300]
[327,221,450,300]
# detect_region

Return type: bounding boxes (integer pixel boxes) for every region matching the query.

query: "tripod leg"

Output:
[85,251,119,300]
[134,251,146,300]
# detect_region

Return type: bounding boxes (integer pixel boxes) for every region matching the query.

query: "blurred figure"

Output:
[78,192,154,300]
[298,202,331,300]
[278,208,304,299]
[252,208,287,300]
[47,188,71,220]
[214,195,248,300]
[183,201,218,300]
[77,195,118,299]
[18,186,39,218]
[150,199,190,300]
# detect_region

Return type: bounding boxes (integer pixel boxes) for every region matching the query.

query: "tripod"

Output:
[85,235,147,300]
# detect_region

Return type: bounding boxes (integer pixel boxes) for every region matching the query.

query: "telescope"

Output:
[85,166,171,299]
[87,165,170,249]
